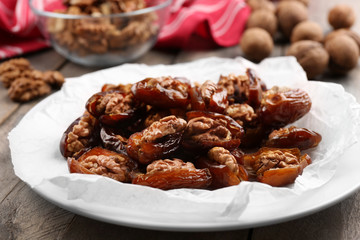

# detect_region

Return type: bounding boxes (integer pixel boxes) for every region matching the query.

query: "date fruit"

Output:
[132,159,212,190]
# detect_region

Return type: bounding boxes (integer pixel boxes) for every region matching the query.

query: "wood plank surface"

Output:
[0,50,74,240]
[1,0,360,239]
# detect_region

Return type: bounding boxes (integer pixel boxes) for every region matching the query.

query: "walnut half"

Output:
[8,78,51,102]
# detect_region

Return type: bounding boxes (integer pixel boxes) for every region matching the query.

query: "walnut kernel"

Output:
[8,78,51,102]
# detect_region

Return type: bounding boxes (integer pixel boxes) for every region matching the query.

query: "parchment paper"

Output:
[9,57,360,223]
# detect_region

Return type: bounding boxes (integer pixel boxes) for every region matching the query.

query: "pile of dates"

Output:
[60,69,321,190]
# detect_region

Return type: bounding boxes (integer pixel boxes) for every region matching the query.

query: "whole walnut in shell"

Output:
[325,35,359,74]
[280,0,309,6]
[246,0,275,13]
[328,4,355,29]
[291,21,324,43]
[247,9,278,36]
[286,40,329,79]
[240,28,274,62]
[277,1,308,38]
[324,29,360,53]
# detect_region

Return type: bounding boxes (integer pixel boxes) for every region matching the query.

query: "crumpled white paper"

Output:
[8,57,360,225]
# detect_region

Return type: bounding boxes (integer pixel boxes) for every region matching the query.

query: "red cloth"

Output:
[0,0,250,59]
[0,0,49,59]
[156,0,251,49]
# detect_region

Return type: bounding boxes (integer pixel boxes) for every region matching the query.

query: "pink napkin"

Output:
[0,0,250,59]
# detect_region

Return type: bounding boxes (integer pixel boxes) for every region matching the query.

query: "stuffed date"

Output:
[132,158,212,190]
[197,147,248,189]
[67,147,138,182]
[127,115,187,165]
[265,126,322,150]
[190,80,228,113]
[60,111,99,158]
[182,111,244,151]
[86,90,141,126]
[61,69,321,190]
[243,147,311,187]
[131,76,191,109]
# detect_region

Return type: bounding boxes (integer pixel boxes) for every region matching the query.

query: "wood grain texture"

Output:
[252,191,360,240]
[0,50,73,240]
[0,182,73,240]
[61,216,249,240]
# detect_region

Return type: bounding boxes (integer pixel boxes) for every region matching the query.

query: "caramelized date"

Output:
[260,86,312,128]
[231,148,245,165]
[100,127,127,154]
[218,73,249,103]
[68,147,138,182]
[240,124,271,148]
[197,147,248,189]
[243,147,311,187]
[143,108,186,128]
[224,103,257,127]
[132,159,212,190]
[60,111,99,158]
[246,68,263,109]
[62,71,321,190]
[265,126,322,150]
[190,80,228,113]
[182,111,244,151]
[86,91,140,126]
[127,116,187,164]
[131,76,191,109]
[101,83,132,93]
[217,69,265,107]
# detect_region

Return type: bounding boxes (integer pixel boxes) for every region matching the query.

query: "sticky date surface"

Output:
[131,76,191,109]
[243,147,311,187]
[260,87,312,128]
[133,159,212,190]
[183,111,244,151]
[68,147,138,182]
[265,126,322,150]
[61,69,321,190]
[127,115,187,164]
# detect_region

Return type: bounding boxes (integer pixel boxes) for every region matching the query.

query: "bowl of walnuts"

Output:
[30,0,172,67]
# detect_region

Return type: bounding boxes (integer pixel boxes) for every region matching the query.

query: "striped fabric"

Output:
[156,0,251,49]
[0,0,50,59]
[0,0,251,59]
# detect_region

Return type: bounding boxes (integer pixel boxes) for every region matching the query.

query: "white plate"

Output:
[33,142,360,231]
[9,57,360,231]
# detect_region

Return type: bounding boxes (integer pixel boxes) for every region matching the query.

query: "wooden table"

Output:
[1,0,360,239]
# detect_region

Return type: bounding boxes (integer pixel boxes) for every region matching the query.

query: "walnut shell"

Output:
[328,4,355,29]
[325,35,359,74]
[277,1,308,38]
[247,9,278,36]
[240,28,274,62]
[280,0,309,6]
[291,21,324,43]
[246,0,275,13]
[324,29,360,53]
[286,40,329,79]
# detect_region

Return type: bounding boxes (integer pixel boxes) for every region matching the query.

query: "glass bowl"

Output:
[30,0,172,67]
